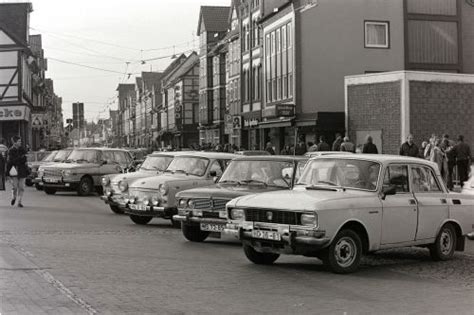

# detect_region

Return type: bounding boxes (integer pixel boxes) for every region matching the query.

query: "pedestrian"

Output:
[5,136,29,207]
[430,138,447,177]
[316,136,330,152]
[265,142,276,155]
[0,138,7,157]
[362,135,378,154]
[307,142,318,152]
[340,136,356,153]
[453,135,471,187]
[420,141,428,159]
[280,145,291,155]
[424,134,436,159]
[399,134,419,158]
[0,147,5,191]
[444,138,456,190]
[294,140,307,155]
[332,133,342,151]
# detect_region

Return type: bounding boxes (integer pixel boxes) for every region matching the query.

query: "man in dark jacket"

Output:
[317,136,331,152]
[6,136,29,207]
[453,135,471,187]
[362,135,378,154]
[265,142,276,155]
[399,134,419,158]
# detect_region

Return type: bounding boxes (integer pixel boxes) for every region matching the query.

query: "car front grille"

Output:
[202,211,220,219]
[43,169,62,177]
[244,208,301,225]
[192,198,230,212]
[129,188,159,204]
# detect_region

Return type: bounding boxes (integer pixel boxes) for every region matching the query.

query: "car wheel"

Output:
[77,177,93,196]
[44,188,56,195]
[243,244,279,265]
[109,205,124,214]
[430,223,457,261]
[325,229,362,274]
[129,215,152,225]
[182,223,209,242]
[35,183,43,191]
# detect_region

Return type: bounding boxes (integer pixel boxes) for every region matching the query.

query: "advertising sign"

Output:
[0,105,30,121]
[275,104,295,117]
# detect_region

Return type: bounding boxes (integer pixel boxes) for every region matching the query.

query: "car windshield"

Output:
[140,156,173,171]
[219,160,294,188]
[66,150,98,163]
[54,150,71,162]
[26,153,36,162]
[165,156,210,176]
[298,158,381,191]
[42,151,58,162]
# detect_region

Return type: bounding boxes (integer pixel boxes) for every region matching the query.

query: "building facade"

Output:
[116,83,136,147]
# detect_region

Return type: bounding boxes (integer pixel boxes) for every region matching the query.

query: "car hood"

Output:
[43,162,98,169]
[177,184,285,199]
[129,173,202,190]
[109,170,159,183]
[232,187,373,211]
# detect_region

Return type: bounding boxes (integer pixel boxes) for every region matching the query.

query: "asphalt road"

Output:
[1,187,473,314]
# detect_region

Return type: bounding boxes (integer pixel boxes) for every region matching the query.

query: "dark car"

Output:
[173,155,308,242]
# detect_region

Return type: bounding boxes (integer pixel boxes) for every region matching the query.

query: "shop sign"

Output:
[243,118,259,128]
[276,104,295,117]
[0,106,30,121]
[232,116,241,129]
[224,114,234,134]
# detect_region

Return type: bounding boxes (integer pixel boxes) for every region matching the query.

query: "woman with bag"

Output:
[6,136,29,207]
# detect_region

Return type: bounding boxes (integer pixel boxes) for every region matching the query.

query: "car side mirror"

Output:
[209,170,217,177]
[381,185,397,200]
[101,160,108,165]
[282,167,294,180]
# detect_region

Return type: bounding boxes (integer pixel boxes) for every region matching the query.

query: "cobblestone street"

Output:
[0,188,473,314]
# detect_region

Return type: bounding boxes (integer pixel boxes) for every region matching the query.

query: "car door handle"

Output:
[409,199,417,205]
[440,199,447,204]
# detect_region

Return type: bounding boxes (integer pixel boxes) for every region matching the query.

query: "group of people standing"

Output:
[0,136,29,207]
[266,133,379,156]
[399,133,472,189]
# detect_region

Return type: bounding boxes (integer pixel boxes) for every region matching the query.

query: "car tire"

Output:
[35,183,43,191]
[44,188,56,195]
[109,205,124,214]
[243,244,280,265]
[77,177,93,196]
[129,215,152,225]
[430,223,457,261]
[324,229,362,274]
[182,223,209,242]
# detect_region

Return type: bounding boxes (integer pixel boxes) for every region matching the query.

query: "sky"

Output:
[26,0,230,122]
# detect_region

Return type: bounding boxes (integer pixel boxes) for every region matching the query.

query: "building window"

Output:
[365,21,389,48]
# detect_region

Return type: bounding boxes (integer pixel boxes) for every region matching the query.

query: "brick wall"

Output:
[347,81,401,154]
[409,81,474,151]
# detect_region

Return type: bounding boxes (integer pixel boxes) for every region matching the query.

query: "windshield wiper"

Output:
[75,159,89,163]
[316,180,338,186]
[174,170,189,175]
[240,179,267,187]
[305,185,338,191]
[219,180,240,185]
[64,159,74,163]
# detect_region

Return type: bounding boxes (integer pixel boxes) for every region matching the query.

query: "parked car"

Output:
[225,154,474,274]
[304,151,353,158]
[234,150,271,156]
[39,148,134,196]
[124,152,237,226]
[173,155,308,242]
[25,151,51,186]
[101,152,188,214]
[36,149,74,190]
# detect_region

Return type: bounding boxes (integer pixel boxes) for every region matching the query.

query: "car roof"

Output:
[173,151,238,159]
[73,147,130,152]
[232,155,308,162]
[305,151,353,157]
[311,153,439,168]
[148,151,191,157]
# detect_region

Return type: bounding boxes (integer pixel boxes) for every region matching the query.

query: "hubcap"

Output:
[440,229,453,255]
[334,237,357,268]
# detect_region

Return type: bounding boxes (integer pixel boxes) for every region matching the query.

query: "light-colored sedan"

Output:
[225,154,474,273]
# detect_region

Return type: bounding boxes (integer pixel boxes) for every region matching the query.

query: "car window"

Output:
[209,160,224,177]
[114,151,129,165]
[411,166,442,193]
[101,151,114,164]
[383,165,410,193]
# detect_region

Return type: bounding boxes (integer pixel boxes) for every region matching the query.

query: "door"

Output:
[100,151,121,175]
[381,165,418,244]
[411,165,449,240]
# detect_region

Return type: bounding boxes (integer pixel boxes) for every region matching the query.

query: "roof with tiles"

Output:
[197,6,230,35]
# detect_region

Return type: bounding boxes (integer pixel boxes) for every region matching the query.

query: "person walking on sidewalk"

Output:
[453,135,471,188]
[5,136,29,207]
[340,136,356,153]
[362,135,378,154]
[399,134,419,158]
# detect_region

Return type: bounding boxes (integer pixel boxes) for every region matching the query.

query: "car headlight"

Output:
[118,181,128,192]
[130,196,138,204]
[301,213,318,227]
[62,170,72,177]
[102,177,110,186]
[143,199,150,206]
[105,189,112,197]
[159,184,169,196]
[187,199,194,209]
[230,208,245,221]
[178,199,187,208]
[151,196,160,206]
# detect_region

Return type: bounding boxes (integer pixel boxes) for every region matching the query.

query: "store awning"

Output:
[258,118,293,129]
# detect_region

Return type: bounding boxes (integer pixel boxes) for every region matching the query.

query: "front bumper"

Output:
[100,195,127,208]
[225,222,330,255]
[41,179,80,191]
[124,205,177,219]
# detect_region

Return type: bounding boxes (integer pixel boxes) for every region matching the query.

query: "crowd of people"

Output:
[399,133,472,189]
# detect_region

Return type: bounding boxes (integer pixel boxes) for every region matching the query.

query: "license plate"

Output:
[44,177,60,183]
[129,204,147,211]
[252,230,281,241]
[200,223,225,232]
